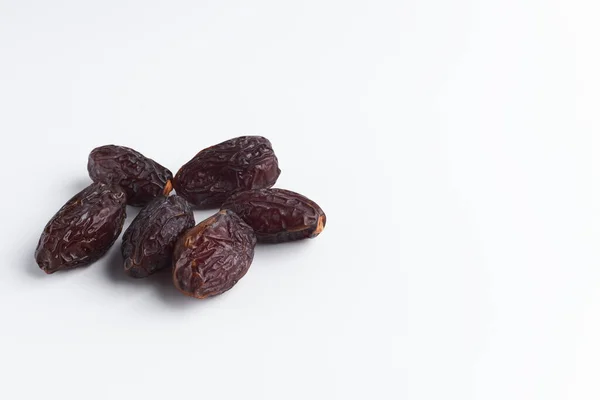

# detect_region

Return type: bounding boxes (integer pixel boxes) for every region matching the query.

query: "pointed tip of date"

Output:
[312,214,326,237]
[163,179,173,196]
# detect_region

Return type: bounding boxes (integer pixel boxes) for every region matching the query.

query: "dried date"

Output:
[172,210,257,299]
[221,188,326,243]
[173,136,280,208]
[88,145,173,206]
[35,182,127,274]
[121,195,195,278]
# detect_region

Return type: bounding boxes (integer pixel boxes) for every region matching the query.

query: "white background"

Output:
[0,1,597,399]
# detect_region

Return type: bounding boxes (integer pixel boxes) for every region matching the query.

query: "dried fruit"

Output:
[221,188,326,243]
[172,210,257,299]
[87,145,173,206]
[121,195,195,278]
[173,136,280,208]
[35,182,127,274]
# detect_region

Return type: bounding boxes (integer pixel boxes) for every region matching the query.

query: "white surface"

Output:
[0,1,597,399]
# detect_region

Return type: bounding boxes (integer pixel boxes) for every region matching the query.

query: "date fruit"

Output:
[88,145,173,206]
[35,182,127,274]
[121,195,195,278]
[221,188,326,243]
[172,210,257,299]
[173,136,280,208]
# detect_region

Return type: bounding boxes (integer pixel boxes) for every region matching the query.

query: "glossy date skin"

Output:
[35,182,127,274]
[88,145,173,206]
[121,195,195,278]
[221,188,326,243]
[172,210,257,299]
[173,136,280,209]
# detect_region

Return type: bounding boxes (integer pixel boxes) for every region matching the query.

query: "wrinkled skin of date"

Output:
[172,210,257,299]
[88,145,173,207]
[121,195,195,278]
[35,182,127,274]
[221,188,326,243]
[173,136,280,209]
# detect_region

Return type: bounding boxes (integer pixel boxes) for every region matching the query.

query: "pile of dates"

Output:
[35,136,326,299]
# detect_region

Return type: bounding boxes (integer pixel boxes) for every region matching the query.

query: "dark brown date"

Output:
[88,145,173,206]
[172,210,257,299]
[173,136,280,208]
[121,195,195,278]
[221,188,326,243]
[35,182,127,274]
